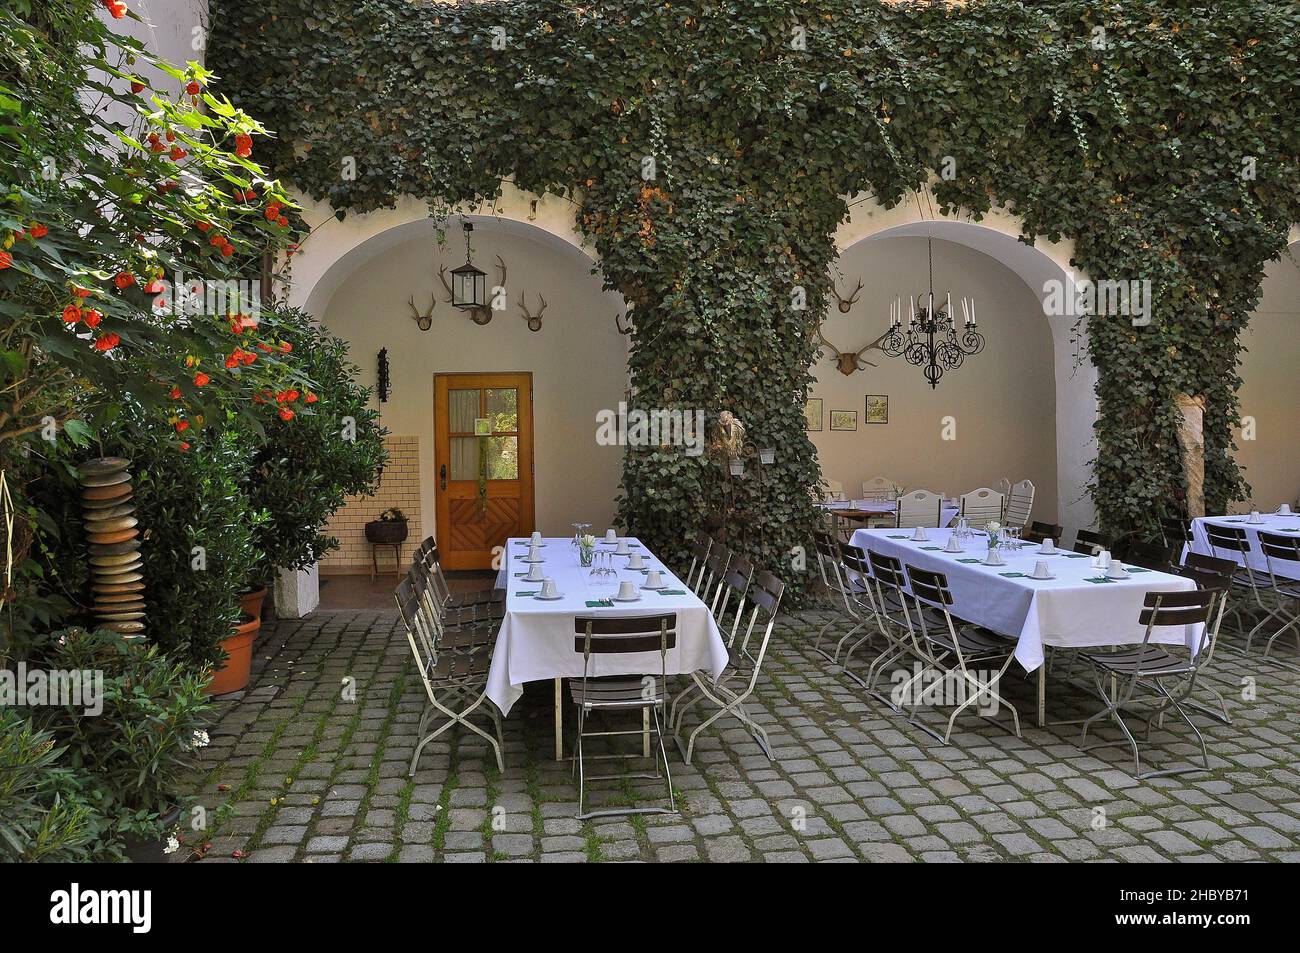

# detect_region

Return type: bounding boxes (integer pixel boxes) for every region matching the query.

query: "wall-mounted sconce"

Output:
[377,348,391,402]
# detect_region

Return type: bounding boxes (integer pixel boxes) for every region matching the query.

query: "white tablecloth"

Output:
[822,499,960,528]
[1188,513,1300,581]
[849,527,1202,672]
[486,537,729,715]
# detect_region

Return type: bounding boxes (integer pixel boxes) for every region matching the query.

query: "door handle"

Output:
[440,464,446,491]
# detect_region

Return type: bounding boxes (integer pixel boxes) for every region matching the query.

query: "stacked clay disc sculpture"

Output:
[78,457,145,637]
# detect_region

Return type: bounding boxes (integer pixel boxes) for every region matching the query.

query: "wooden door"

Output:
[433,373,535,570]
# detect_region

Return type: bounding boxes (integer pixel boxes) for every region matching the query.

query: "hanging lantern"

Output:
[451,222,487,310]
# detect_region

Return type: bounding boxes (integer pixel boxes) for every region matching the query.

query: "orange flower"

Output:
[305,392,318,404]
[82,309,102,328]
[174,420,189,432]
[179,441,191,451]
[278,408,295,422]
[93,332,121,352]
[0,251,12,270]
[193,371,210,387]
[71,286,91,298]
[62,305,82,324]
[170,386,182,399]
[28,223,48,239]
[114,271,135,289]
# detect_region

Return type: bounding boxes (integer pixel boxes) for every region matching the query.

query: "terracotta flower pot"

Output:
[206,613,259,695]
[238,584,267,620]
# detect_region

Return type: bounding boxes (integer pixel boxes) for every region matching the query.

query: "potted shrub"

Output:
[366,507,409,545]
[33,628,211,862]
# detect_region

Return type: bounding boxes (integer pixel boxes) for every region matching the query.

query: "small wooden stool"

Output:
[370,541,403,580]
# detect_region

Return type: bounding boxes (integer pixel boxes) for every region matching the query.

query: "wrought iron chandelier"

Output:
[882,234,986,388]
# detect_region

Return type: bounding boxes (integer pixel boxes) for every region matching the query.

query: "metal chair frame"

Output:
[395,578,504,774]
[674,572,785,764]
[901,564,1021,744]
[571,613,678,819]
[1078,588,1225,778]
[1256,531,1300,663]
[1203,524,1278,651]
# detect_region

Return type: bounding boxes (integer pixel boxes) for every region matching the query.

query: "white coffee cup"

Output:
[1039,538,1056,554]
[944,535,962,553]
[645,570,664,588]
[616,580,638,601]
[530,530,543,543]
[615,539,631,555]
[525,562,544,582]
[539,578,559,599]
[1032,560,1051,579]
[1280,503,1293,515]
[627,552,645,569]
[605,528,618,542]
[1106,559,1127,580]
[1249,510,1263,524]
[911,526,928,541]
[528,542,542,560]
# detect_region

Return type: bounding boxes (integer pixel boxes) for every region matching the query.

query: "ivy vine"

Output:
[210,0,1300,589]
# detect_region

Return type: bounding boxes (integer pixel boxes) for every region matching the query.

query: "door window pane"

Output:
[485,388,518,433]
[449,436,478,480]
[449,388,479,433]
[485,436,519,480]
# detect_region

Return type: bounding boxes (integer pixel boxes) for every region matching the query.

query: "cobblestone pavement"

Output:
[183,608,1300,863]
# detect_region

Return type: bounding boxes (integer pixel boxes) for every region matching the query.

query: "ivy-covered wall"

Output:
[210,0,1300,578]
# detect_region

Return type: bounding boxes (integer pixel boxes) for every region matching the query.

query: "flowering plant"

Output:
[985,521,1002,548]
[578,533,596,566]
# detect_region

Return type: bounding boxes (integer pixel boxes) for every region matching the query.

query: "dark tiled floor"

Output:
[319,572,495,611]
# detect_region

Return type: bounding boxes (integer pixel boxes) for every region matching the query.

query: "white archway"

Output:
[835,197,1097,532]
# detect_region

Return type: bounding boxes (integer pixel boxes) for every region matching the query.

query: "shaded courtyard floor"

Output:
[182,609,1300,863]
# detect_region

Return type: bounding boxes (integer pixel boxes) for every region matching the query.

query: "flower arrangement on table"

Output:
[578,533,596,567]
[985,521,1002,549]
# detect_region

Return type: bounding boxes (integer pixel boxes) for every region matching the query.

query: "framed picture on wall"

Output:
[864,395,889,424]
[830,410,858,431]
[804,398,823,431]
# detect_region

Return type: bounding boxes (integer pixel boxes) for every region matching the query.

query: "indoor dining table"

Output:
[849,526,1202,726]
[1187,512,1300,581]
[489,537,729,760]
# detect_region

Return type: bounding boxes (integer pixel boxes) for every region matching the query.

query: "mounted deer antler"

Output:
[436,263,454,304]
[407,294,435,332]
[815,322,891,375]
[518,291,546,332]
[832,277,864,313]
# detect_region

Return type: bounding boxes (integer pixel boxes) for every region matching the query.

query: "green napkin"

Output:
[920,546,943,551]
[957,558,981,564]
[513,571,530,577]
[887,535,908,539]
[515,590,539,596]
[1128,567,1152,573]
[1061,553,1088,559]
[999,572,1026,578]
[657,589,687,595]
[1084,577,1115,584]
[1280,528,1300,533]
[584,599,612,608]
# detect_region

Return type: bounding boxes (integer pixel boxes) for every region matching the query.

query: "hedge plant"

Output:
[209,0,1300,582]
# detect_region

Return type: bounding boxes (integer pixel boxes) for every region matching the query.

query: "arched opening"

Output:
[1234,239,1300,510]
[826,210,1096,530]
[283,208,627,604]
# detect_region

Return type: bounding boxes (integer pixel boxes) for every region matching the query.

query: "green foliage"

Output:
[30,627,211,853]
[0,709,98,862]
[109,409,259,672]
[243,307,387,581]
[216,0,1300,575]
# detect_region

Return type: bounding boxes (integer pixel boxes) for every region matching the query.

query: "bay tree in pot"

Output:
[242,308,387,594]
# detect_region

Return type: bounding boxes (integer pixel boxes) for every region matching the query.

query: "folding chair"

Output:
[571,613,678,819]
[1203,524,1277,651]
[1078,588,1224,778]
[810,530,858,662]
[395,578,504,774]
[902,564,1021,744]
[683,532,712,595]
[1073,528,1112,555]
[413,538,503,628]
[1021,521,1064,545]
[959,487,1006,526]
[674,572,784,764]
[1256,531,1300,664]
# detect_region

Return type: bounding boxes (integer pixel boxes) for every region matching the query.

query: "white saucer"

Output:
[612,593,642,602]
[534,593,565,601]
[1029,573,1056,581]
[522,556,546,563]
[641,582,667,590]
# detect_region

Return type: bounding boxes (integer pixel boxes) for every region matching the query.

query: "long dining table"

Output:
[489,536,729,760]
[1187,512,1300,581]
[849,526,1203,726]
